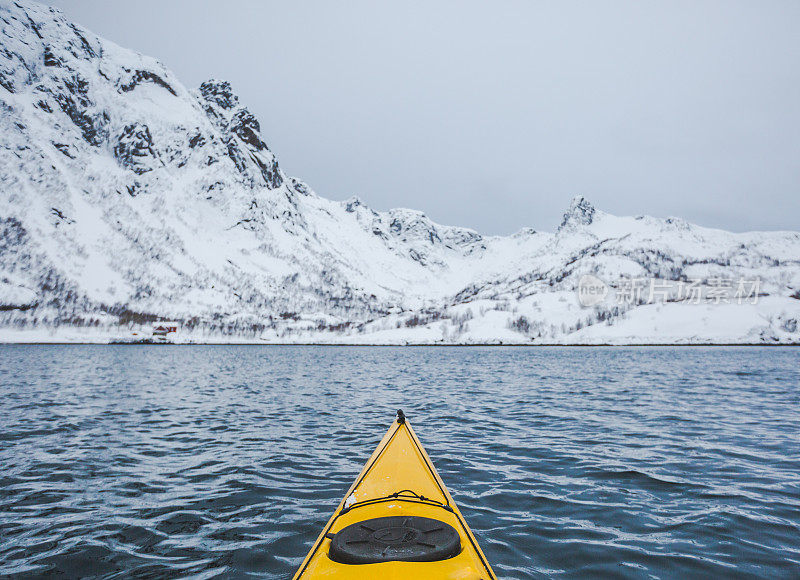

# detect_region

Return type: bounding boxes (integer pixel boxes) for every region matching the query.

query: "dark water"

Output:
[1,346,799,579]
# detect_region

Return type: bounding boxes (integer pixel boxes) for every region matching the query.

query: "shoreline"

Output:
[0,341,797,347]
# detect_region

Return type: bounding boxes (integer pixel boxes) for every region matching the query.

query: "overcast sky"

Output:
[50,0,799,235]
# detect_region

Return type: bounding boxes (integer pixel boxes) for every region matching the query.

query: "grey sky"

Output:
[49,0,800,235]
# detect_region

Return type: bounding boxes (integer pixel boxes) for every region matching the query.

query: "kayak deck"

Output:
[294,411,495,579]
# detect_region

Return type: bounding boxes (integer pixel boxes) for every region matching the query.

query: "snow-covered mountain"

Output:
[1,0,799,344]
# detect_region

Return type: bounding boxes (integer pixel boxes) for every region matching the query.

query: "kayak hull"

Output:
[294,414,495,579]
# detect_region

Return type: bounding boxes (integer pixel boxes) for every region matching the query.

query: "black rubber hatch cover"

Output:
[329,516,461,564]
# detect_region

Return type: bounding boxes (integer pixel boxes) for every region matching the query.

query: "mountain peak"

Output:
[559,195,596,229]
[198,79,239,110]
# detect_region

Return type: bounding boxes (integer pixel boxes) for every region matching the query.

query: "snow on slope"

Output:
[1,0,799,344]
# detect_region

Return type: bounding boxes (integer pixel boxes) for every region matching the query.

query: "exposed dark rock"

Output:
[50,207,74,224]
[68,23,97,58]
[199,79,238,110]
[52,142,74,158]
[43,45,60,66]
[230,108,266,150]
[290,178,311,196]
[125,181,144,196]
[226,140,247,173]
[560,196,596,229]
[114,123,156,174]
[188,132,205,148]
[54,92,109,145]
[0,69,15,93]
[249,151,283,188]
[53,74,109,145]
[0,302,36,312]
[119,69,176,96]
[64,72,89,96]
[21,9,43,39]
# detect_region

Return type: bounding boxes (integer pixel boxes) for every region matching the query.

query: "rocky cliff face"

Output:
[1,0,799,343]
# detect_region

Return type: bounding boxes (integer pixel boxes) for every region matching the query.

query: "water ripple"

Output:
[0,345,799,578]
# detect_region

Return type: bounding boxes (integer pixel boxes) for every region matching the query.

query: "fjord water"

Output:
[0,346,798,578]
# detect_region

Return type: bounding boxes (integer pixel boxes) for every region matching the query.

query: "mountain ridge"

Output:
[1,0,799,344]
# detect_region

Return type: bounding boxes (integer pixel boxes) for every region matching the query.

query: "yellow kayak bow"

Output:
[294,410,496,579]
